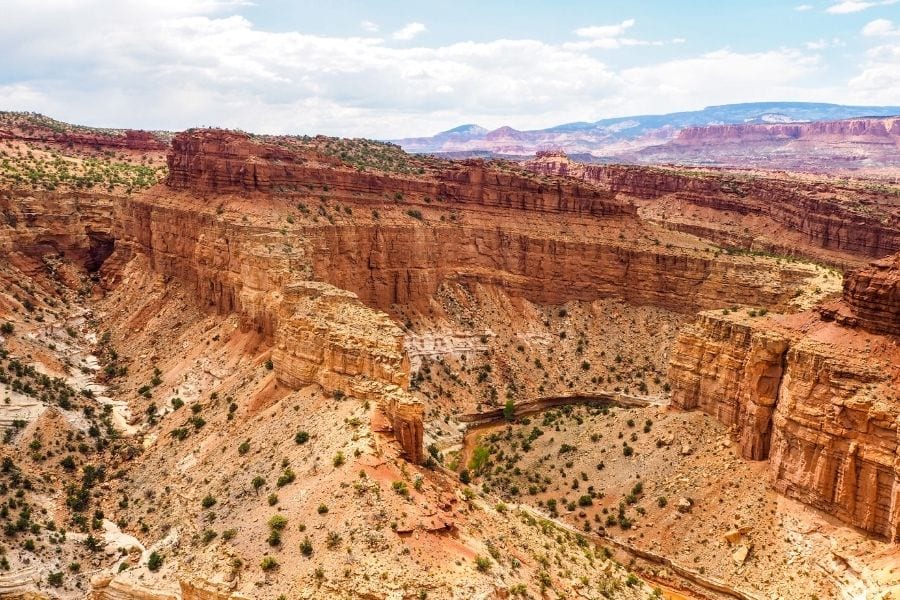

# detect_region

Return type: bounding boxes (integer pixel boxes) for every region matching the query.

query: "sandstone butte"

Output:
[0,118,899,599]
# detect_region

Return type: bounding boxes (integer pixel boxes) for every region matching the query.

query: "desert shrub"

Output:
[147,551,163,571]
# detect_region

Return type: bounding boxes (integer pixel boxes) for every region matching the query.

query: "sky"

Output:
[1,0,899,138]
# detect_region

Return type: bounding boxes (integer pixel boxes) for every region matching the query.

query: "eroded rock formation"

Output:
[668,313,789,460]
[525,151,900,265]
[0,114,168,152]
[272,281,423,462]
[167,130,634,217]
[841,253,900,335]
[669,254,900,539]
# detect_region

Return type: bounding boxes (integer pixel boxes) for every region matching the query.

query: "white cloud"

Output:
[847,42,900,103]
[392,22,426,41]
[825,0,897,12]
[360,20,379,33]
[805,37,844,48]
[795,4,814,10]
[863,18,900,35]
[620,50,825,110]
[567,19,675,50]
[0,0,895,139]
[574,19,636,39]
[826,1,876,13]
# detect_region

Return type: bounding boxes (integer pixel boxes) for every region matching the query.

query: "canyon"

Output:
[0,112,898,599]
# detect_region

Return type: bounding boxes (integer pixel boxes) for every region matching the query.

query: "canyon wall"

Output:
[525,152,900,264]
[668,313,789,461]
[841,253,900,336]
[0,188,118,274]
[674,117,900,144]
[166,130,634,218]
[112,131,824,324]
[669,253,900,540]
[309,224,818,314]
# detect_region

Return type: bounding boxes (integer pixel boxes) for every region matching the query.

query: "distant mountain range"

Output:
[392,102,900,166]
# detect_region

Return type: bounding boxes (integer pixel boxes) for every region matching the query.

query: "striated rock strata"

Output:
[525,151,900,265]
[271,281,423,462]
[669,259,900,539]
[166,130,634,217]
[840,253,900,336]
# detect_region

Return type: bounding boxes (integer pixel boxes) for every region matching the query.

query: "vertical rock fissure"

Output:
[758,343,790,461]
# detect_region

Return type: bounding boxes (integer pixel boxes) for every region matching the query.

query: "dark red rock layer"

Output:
[166,130,635,218]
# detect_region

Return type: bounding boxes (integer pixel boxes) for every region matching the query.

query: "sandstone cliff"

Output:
[0,112,169,153]
[669,258,900,540]
[841,252,900,335]
[625,116,900,172]
[166,130,634,218]
[524,152,900,265]
[674,117,900,144]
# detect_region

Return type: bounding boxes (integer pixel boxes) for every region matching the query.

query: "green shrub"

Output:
[276,468,295,487]
[474,555,491,572]
[268,515,288,530]
[147,551,163,571]
[300,536,313,557]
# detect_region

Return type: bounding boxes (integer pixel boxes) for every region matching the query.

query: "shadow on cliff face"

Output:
[86,230,115,272]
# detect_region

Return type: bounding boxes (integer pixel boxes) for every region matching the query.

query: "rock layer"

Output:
[841,253,900,335]
[669,306,900,540]
[525,152,900,264]
[271,281,423,462]
[166,130,634,218]
[668,313,789,460]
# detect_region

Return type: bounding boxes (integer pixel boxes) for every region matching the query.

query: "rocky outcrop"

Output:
[669,313,789,460]
[272,281,423,462]
[525,152,900,264]
[841,252,900,336]
[669,306,900,540]
[0,567,41,599]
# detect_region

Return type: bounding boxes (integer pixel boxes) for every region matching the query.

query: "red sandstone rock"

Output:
[0,124,168,152]
[166,130,634,218]
[525,152,900,263]
[669,306,900,540]
[841,252,900,336]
